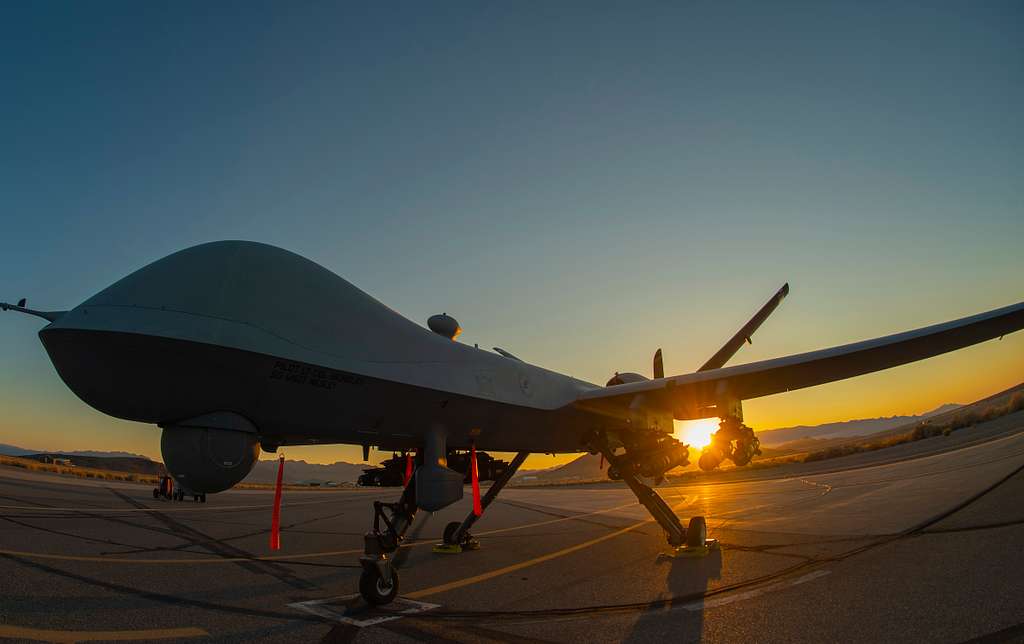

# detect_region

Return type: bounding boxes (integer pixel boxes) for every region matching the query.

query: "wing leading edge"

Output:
[576,300,1024,421]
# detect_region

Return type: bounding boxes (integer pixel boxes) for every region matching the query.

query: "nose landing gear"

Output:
[359,478,418,605]
[359,561,400,606]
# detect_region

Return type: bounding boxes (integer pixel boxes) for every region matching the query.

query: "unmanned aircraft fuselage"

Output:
[36,242,608,454]
[10,238,1022,459]
[6,239,1023,605]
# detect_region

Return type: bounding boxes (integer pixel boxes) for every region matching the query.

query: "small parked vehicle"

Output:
[153,475,174,500]
[152,475,206,502]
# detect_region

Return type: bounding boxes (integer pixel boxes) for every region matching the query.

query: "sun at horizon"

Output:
[676,418,720,450]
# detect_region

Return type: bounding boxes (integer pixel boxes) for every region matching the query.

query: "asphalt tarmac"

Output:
[2,413,1024,643]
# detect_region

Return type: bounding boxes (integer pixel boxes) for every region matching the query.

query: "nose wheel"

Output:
[359,563,399,606]
[359,474,418,606]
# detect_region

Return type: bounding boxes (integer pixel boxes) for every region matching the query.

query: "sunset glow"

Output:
[677,418,720,450]
[0,2,1020,475]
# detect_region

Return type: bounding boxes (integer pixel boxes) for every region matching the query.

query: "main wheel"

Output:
[152,489,159,499]
[359,566,399,606]
[698,448,724,472]
[443,521,462,545]
[686,516,707,548]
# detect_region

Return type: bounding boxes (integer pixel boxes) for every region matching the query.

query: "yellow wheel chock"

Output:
[670,538,720,558]
[432,543,464,554]
[432,539,480,554]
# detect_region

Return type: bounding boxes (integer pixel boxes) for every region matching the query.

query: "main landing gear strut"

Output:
[591,433,713,553]
[358,449,531,604]
[437,451,530,553]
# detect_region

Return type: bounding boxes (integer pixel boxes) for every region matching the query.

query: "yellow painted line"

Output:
[405,497,696,600]
[474,500,641,537]
[0,498,651,565]
[405,521,650,598]
[0,499,336,512]
[0,624,208,642]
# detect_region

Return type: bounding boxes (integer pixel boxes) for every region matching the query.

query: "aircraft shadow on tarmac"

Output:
[624,548,723,643]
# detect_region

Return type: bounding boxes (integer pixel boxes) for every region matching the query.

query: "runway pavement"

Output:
[2,412,1024,643]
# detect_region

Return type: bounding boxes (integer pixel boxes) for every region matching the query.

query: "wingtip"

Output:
[0,303,67,323]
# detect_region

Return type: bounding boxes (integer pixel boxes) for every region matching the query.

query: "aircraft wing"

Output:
[576,300,1024,421]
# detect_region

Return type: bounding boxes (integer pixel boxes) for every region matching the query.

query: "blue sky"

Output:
[1,2,1021,465]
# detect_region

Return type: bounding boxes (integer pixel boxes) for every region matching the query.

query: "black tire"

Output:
[152,489,159,499]
[607,466,622,481]
[359,566,399,606]
[698,450,720,472]
[443,521,462,545]
[200,494,207,503]
[686,516,707,548]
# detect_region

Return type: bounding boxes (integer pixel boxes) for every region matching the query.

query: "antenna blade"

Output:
[698,283,789,372]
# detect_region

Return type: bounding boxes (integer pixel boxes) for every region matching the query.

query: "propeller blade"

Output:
[653,348,664,379]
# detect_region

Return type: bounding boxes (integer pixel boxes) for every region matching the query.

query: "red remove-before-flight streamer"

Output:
[270,454,284,550]
[471,443,482,516]
[403,452,413,487]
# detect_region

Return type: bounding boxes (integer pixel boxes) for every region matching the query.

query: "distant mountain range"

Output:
[0,403,963,485]
[4,452,166,475]
[0,442,370,484]
[0,444,154,459]
[244,458,369,484]
[514,453,604,484]
[755,404,961,447]
[514,403,962,485]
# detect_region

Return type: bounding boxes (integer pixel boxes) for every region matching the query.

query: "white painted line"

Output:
[288,594,440,627]
[683,570,831,611]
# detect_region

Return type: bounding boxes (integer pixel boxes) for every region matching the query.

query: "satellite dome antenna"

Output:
[427,313,462,340]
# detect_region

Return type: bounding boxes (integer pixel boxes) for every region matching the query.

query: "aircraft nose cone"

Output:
[38,326,163,422]
[39,324,274,425]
